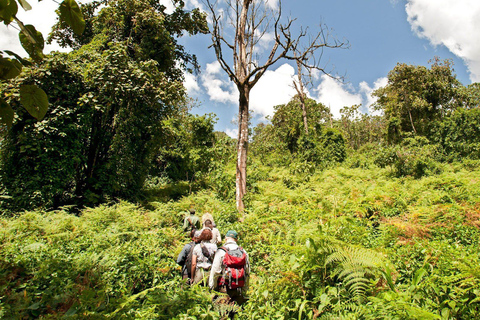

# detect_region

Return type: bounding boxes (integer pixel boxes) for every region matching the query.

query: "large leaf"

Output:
[18,24,44,61]
[0,0,18,24]
[0,97,14,128]
[0,56,22,80]
[4,49,32,66]
[17,0,31,11]
[19,84,49,120]
[59,0,85,35]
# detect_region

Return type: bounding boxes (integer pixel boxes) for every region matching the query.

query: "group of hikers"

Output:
[176,208,250,313]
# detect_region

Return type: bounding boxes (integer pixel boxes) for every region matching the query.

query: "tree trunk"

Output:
[300,96,308,135]
[236,85,249,214]
[296,60,309,135]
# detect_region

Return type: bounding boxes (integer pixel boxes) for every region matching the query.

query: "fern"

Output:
[326,246,393,301]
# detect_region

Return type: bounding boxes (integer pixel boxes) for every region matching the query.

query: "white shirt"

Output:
[193,242,217,270]
[211,227,222,245]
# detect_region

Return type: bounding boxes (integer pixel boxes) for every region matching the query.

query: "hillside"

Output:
[1,158,480,319]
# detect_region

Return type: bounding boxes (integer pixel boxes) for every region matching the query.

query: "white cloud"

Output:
[225,127,238,139]
[184,72,200,94]
[405,0,480,82]
[359,77,388,115]
[314,75,363,119]
[201,61,238,103]
[265,0,279,10]
[250,63,297,118]
[160,0,175,14]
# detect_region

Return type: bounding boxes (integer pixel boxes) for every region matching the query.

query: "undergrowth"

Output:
[1,159,480,318]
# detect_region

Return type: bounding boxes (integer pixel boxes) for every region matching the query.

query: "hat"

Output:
[225,230,238,240]
[194,230,202,238]
[189,208,196,214]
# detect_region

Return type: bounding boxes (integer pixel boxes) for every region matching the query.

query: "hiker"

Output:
[201,212,215,226]
[209,230,250,307]
[183,208,201,233]
[204,219,221,245]
[191,228,217,285]
[176,229,199,281]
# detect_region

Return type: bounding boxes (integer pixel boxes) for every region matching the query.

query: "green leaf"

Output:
[412,267,427,287]
[0,0,18,24]
[4,50,32,66]
[18,24,44,61]
[0,56,22,80]
[0,97,14,128]
[19,84,49,120]
[17,0,31,11]
[59,0,85,35]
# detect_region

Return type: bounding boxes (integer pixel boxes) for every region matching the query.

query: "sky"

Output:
[2,0,480,137]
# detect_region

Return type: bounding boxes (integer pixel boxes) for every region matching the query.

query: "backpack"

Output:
[218,246,247,289]
[201,243,214,263]
[184,243,196,278]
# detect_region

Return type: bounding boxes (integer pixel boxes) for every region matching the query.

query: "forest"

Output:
[1,0,480,319]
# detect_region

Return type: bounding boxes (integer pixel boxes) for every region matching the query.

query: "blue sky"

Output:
[2,0,479,137]
[177,0,479,137]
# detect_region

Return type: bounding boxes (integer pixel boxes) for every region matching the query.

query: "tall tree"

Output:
[205,0,345,213]
[0,0,208,210]
[373,58,463,140]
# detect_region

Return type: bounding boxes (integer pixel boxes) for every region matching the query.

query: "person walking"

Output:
[183,208,201,233]
[204,219,222,245]
[209,230,250,307]
[191,228,217,285]
[176,229,199,281]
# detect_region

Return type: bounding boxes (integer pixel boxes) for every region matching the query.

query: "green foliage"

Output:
[337,104,386,150]
[252,96,346,168]
[1,0,209,211]
[373,58,463,138]
[0,0,85,126]
[154,113,217,182]
[375,136,443,178]
[430,107,480,160]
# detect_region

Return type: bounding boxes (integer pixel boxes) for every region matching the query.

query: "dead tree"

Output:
[293,56,309,135]
[205,0,346,214]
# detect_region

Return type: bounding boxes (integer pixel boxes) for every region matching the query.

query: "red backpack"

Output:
[218,246,247,289]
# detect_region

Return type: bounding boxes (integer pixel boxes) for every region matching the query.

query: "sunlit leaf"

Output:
[0,97,14,128]
[18,24,44,61]
[20,84,49,120]
[59,0,85,35]
[0,56,22,79]
[17,0,31,11]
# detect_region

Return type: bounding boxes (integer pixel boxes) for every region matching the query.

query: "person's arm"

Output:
[191,254,197,280]
[216,229,222,244]
[208,249,224,289]
[242,250,250,295]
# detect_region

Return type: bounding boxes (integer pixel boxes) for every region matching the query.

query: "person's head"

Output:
[189,208,196,215]
[225,230,238,242]
[193,230,202,243]
[199,228,213,242]
[204,219,213,230]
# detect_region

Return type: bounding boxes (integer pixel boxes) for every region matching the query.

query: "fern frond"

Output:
[326,245,393,301]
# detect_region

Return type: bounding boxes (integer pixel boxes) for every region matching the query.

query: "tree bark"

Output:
[236,85,249,214]
[295,60,309,135]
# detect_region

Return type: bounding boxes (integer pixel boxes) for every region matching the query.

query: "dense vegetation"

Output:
[1,0,480,319]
